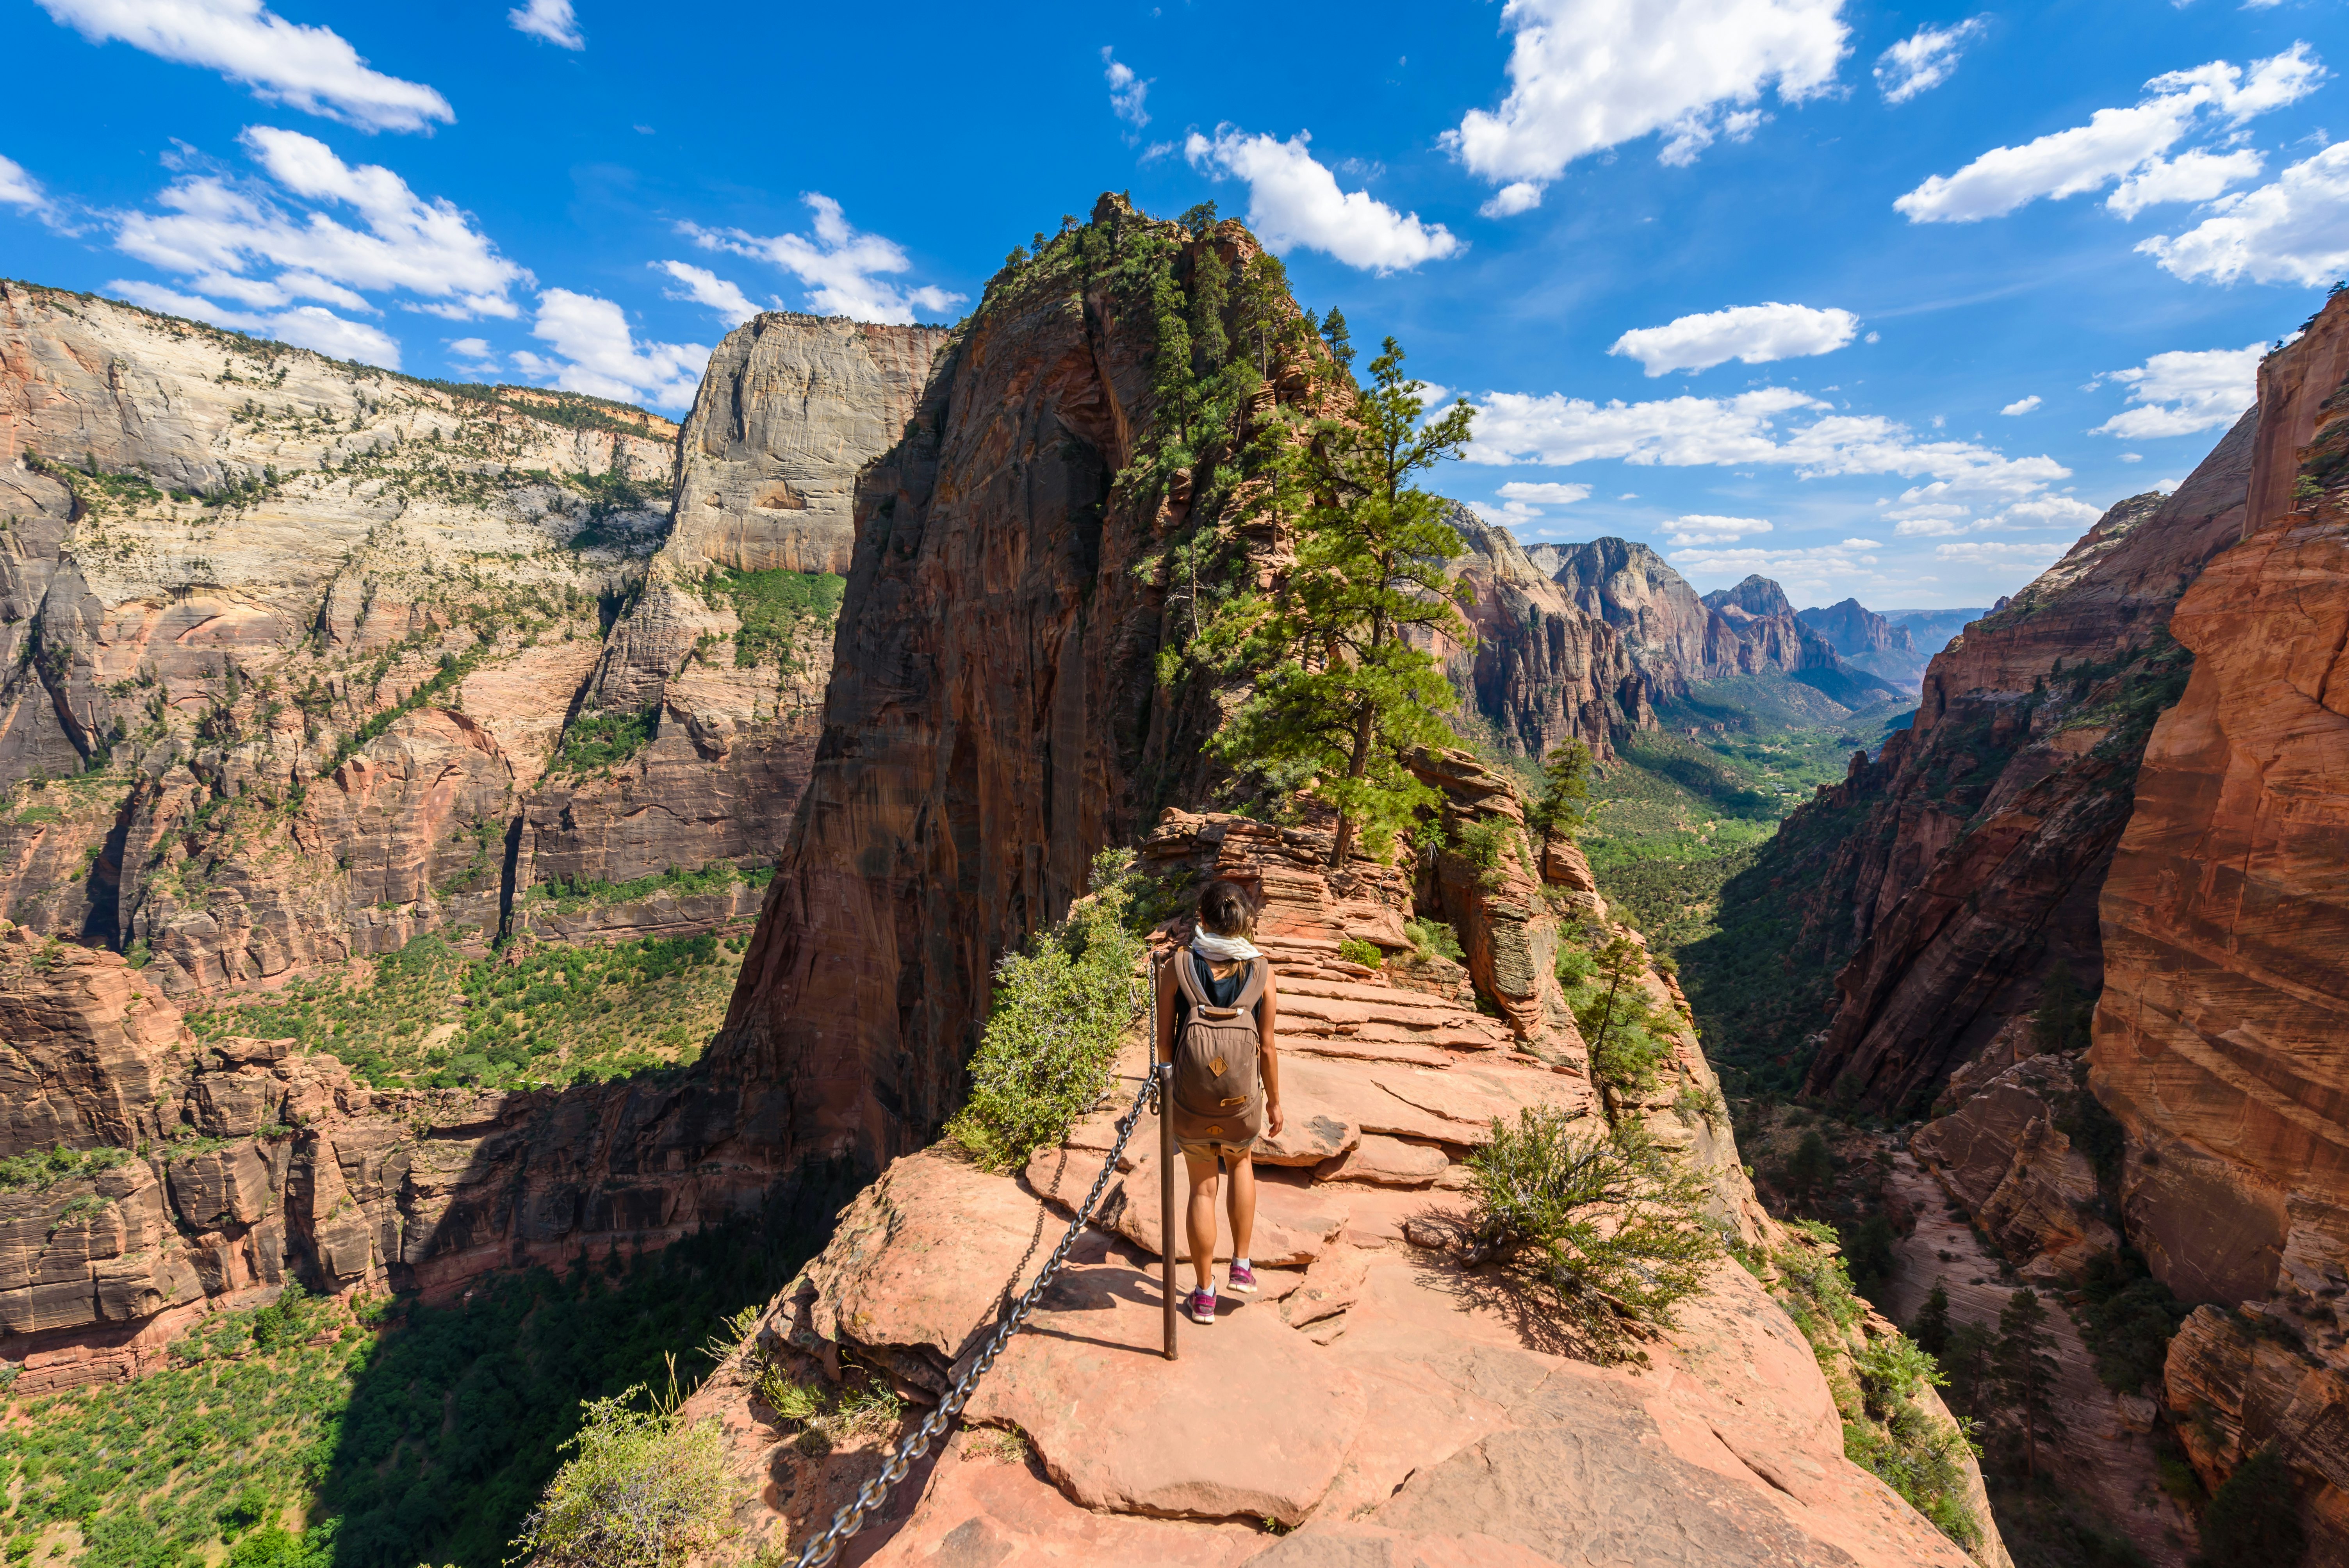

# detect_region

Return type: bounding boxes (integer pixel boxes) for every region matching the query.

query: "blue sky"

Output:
[4,0,2344,607]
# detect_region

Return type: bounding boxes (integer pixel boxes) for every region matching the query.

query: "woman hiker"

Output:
[1153,878,1282,1326]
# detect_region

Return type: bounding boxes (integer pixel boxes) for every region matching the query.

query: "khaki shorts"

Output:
[1179,1141,1257,1167]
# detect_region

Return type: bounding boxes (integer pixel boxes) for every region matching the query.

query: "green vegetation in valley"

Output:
[526,859,773,914]
[704,568,845,669]
[0,1201,832,1568]
[1760,1221,1982,1550]
[184,930,745,1090]
[947,849,1148,1171]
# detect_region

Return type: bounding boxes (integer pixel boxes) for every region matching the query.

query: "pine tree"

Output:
[1993,1287,2062,1477]
[1943,1319,1996,1413]
[1783,1130,1833,1213]
[1208,337,1476,867]
[1320,307,1355,375]
[1910,1283,1953,1358]
[1530,739,1592,843]
[1189,251,1229,376]
[2032,960,2093,1053]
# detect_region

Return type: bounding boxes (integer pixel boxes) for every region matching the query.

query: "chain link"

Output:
[788,1072,1163,1568]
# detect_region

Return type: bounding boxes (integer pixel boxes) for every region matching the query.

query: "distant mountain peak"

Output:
[1701,574,1795,622]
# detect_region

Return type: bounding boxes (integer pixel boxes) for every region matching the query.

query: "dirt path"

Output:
[1882,1153,2198,1568]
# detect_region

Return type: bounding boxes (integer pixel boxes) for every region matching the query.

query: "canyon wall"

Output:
[1798,412,2254,1114]
[0,283,936,984]
[1800,597,1931,691]
[2089,293,2349,1536]
[1535,538,1898,709]
[1443,507,1651,764]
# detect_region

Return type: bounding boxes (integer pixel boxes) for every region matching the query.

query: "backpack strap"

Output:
[1169,946,1211,1008]
[1230,956,1268,1014]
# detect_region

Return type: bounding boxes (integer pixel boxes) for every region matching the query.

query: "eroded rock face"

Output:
[1797,412,2255,1114]
[0,929,800,1390]
[1909,1050,2119,1281]
[1441,509,1651,763]
[1800,599,1930,691]
[2091,293,2349,1541]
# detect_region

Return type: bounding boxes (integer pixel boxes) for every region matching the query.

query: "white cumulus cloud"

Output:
[0,154,68,229]
[109,278,401,368]
[1496,481,1591,505]
[1185,128,1461,273]
[1875,18,1987,104]
[2137,141,2349,286]
[508,0,582,48]
[1894,43,2322,223]
[514,289,706,410]
[1608,302,1858,376]
[1665,514,1773,545]
[2000,395,2041,415]
[655,260,761,325]
[2091,340,2264,439]
[684,194,966,324]
[114,128,529,323]
[2107,149,2266,219]
[1103,48,1150,133]
[37,0,453,132]
[1445,0,1846,207]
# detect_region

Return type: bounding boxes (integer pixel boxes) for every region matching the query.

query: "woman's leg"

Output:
[1226,1152,1256,1261]
[1183,1147,1221,1294]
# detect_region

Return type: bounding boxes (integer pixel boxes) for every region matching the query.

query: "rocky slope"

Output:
[679,789,2001,1567]
[2091,291,2349,1544]
[0,282,938,992]
[1801,598,1931,691]
[1793,408,2255,1115]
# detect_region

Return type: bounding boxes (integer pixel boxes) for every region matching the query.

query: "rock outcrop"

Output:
[0,283,946,992]
[1539,540,1898,710]
[1796,410,2255,1114]
[674,807,1999,1567]
[0,923,804,1390]
[2090,291,2349,1538]
[1441,508,1651,763]
[1801,598,1931,691]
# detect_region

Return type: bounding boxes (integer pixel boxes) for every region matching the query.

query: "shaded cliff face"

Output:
[1795,413,2254,1113]
[718,204,1215,1174]
[512,315,952,944]
[2094,293,2349,1317]
[1442,507,1652,763]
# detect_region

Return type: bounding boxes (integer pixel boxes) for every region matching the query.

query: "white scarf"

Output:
[1191,929,1264,963]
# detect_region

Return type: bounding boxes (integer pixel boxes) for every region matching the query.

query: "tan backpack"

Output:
[1165,951,1268,1146]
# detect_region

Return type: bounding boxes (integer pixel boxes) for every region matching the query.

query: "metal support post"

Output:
[1158,1060,1178,1361]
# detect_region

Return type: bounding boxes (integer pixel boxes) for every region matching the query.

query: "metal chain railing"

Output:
[787,1067,1167,1568]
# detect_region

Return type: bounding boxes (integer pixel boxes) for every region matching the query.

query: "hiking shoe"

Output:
[1226,1263,1259,1294]
[1188,1288,1217,1324]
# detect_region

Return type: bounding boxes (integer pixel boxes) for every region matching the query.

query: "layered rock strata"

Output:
[2089,292,2349,1539]
[1440,508,1651,763]
[1797,410,2255,1113]
[0,924,795,1389]
[1801,597,1931,691]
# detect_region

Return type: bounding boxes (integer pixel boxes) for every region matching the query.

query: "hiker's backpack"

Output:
[1165,951,1269,1147]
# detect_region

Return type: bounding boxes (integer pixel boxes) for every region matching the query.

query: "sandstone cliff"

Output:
[1442,507,1652,764]
[2090,290,2349,1543]
[1540,539,1898,710]
[1802,598,1931,691]
[1795,410,2254,1114]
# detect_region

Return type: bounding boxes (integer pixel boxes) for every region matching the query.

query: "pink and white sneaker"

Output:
[1188,1288,1217,1324]
[1226,1263,1259,1294]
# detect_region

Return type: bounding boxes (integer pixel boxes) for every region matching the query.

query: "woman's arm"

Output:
[1259,965,1283,1138]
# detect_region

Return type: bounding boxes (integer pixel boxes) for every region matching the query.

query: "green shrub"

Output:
[0,1143,130,1191]
[552,705,658,775]
[1337,937,1384,969]
[1558,933,1675,1095]
[1405,917,1463,962]
[1462,1108,1719,1360]
[1450,816,1520,888]
[945,849,1146,1171]
[2200,1447,2306,1568]
[709,568,845,668]
[2077,1249,2189,1393]
[510,1388,731,1568]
